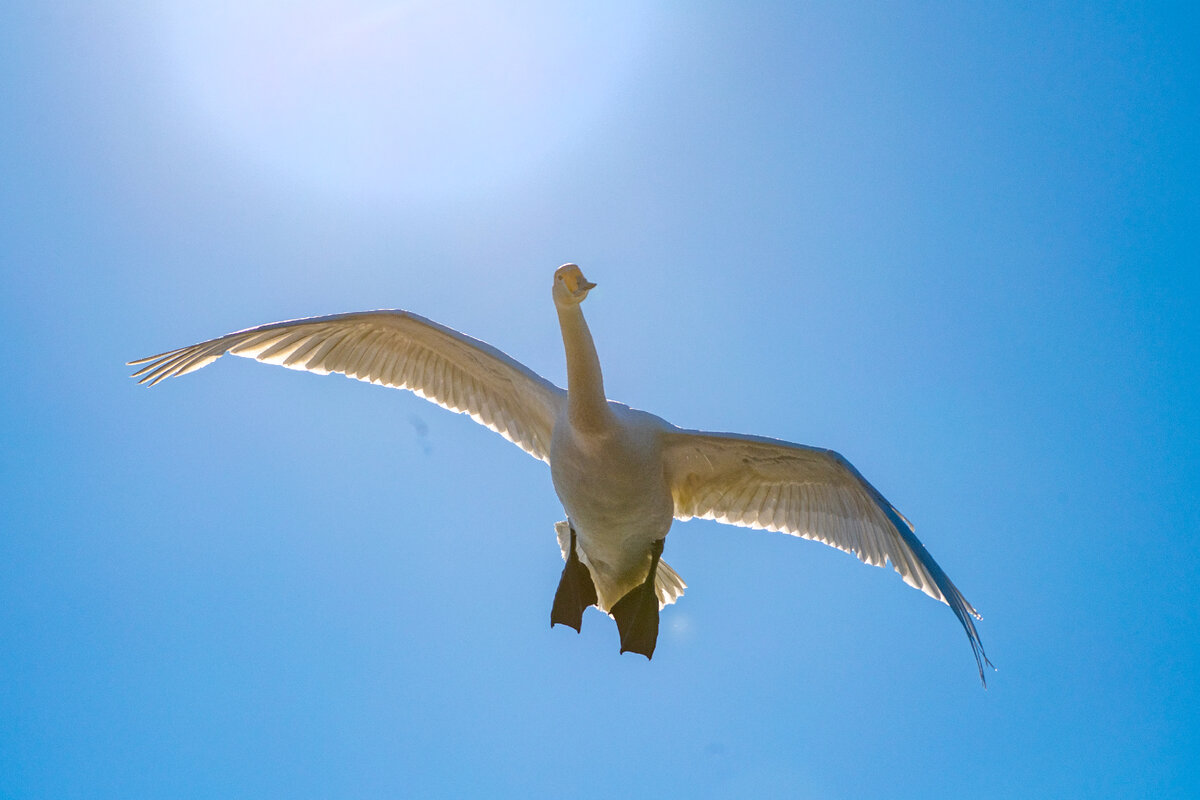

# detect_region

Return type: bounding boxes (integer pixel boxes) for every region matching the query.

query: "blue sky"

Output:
[3,2,1198,797]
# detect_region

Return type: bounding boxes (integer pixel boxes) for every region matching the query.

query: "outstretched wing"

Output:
[661,428,991,684]
[129,310,565,463]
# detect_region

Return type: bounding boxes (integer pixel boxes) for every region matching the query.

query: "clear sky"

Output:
[3,2,1198,798]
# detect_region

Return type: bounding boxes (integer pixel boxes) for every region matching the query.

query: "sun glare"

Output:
[152,1,662,201]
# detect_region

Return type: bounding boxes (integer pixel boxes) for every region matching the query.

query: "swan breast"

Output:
[549,404,675,597]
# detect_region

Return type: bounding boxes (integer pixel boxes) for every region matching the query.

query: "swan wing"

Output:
[662,428,990,683]
[129,310,565,462]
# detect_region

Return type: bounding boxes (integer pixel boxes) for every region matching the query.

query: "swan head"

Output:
[552,264,597,307]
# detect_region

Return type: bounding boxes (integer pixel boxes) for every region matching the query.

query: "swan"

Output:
[129,263,992,684]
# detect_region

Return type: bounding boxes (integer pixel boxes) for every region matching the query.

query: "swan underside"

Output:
[550,523,669,659]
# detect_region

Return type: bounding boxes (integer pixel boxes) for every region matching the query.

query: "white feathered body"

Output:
[550,402,675,610]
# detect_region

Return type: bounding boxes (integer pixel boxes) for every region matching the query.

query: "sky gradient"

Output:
[3,3,1198,798]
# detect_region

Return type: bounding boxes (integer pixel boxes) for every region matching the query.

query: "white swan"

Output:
[130,263,991,684]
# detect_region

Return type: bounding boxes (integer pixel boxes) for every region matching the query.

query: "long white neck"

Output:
[556,303,613,431]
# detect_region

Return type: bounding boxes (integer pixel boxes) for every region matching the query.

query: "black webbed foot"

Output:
[551,527,597,632]
[611,539,664,659]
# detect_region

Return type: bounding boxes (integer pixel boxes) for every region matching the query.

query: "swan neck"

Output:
[557,304,611,429]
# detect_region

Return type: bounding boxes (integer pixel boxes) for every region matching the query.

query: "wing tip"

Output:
[127,345,187,367]
[973,633,997,689]
[878,504,993,687]
[946,584,993,689]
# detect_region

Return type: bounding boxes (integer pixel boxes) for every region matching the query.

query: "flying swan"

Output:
[129,264,992,684]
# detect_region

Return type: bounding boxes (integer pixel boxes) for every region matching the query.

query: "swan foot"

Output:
[611,539,664,660]
[550,527,597,632]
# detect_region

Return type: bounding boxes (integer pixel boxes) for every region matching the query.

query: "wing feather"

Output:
[662,428,992,684]
[130,310,565,462]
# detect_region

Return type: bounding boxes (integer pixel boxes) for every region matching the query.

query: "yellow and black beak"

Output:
[565,272,597,296]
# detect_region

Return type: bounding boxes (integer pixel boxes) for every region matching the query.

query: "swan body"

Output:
[130,263,992,684]
[550,401,676,610]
